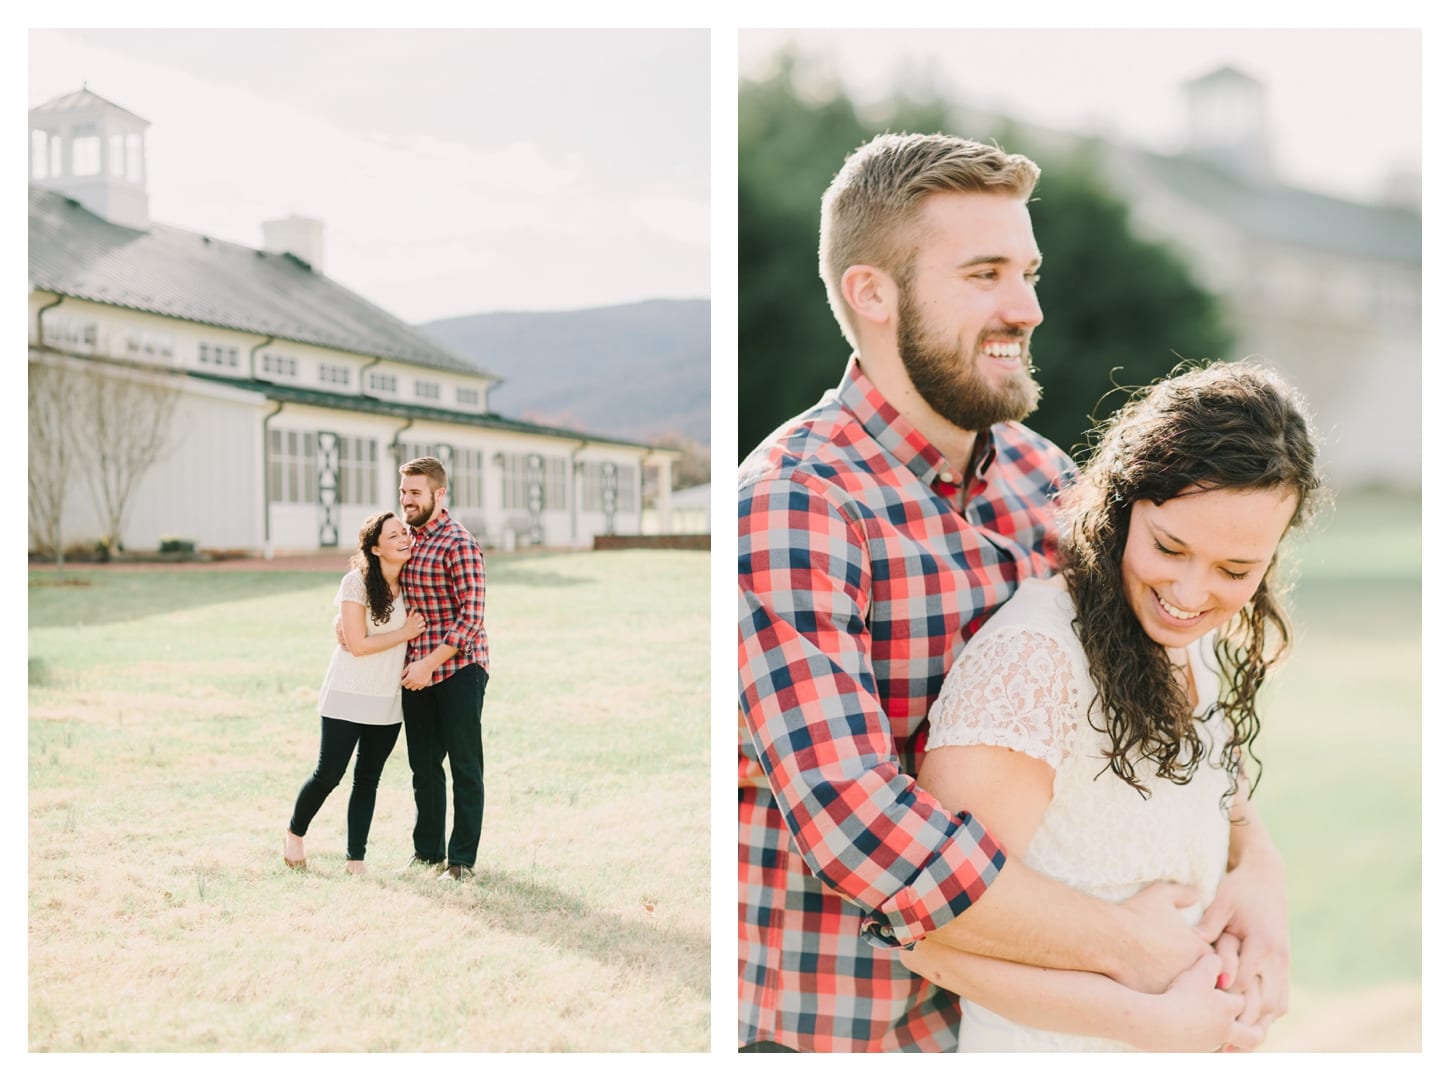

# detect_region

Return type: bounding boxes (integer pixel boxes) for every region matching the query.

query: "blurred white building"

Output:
[28,87,680,557]
[1009,66,1421,490]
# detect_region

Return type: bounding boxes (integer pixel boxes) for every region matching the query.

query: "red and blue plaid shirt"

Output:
[737,360,1074,1051]
[401,508,488,683]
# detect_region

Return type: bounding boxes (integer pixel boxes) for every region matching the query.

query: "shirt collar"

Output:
[409,507,451,538]
[837,358,999,489]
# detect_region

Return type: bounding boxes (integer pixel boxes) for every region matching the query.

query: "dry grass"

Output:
[28,550,709,1052]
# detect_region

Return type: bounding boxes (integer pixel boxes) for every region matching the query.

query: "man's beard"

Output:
[404,495,434,527]
[895,282,1042,432]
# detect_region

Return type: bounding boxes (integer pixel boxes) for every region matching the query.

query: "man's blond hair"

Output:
[819,132,1041,347]
[400,455,447,492]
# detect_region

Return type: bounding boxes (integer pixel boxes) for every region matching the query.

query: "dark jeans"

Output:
[289,716,402,860]
[402,664,487,868]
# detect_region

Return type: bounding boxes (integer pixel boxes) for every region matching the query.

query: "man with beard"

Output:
[737,133,1289,1051]
[395,456,489,881]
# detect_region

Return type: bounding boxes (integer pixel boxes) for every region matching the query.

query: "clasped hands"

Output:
[1124,850,1289,1052]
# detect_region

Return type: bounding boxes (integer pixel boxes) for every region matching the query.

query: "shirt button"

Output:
[939,471,954,484]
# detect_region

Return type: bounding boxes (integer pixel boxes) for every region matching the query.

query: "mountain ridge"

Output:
[417,297,709,448]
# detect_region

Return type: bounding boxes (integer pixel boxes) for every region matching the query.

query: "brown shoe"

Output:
[439,863,475,882]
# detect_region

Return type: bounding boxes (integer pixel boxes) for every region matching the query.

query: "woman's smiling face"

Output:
[372,516,414,562]
[1120,485,1298,650]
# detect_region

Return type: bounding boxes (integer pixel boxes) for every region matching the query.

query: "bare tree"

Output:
[28,358,81,571]
[72,361,184,560]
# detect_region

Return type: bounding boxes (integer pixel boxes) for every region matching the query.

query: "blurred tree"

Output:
[656,432,712,489]
[738,53,1233,463]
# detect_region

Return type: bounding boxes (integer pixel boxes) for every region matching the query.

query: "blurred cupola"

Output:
[29,85,151,230]
[1181,64,1274,185]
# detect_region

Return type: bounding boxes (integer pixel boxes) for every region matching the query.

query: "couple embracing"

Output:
[284,456,489,883]
[737,133,1323,1051]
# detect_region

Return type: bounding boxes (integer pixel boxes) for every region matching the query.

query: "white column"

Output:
[652,454,673,534]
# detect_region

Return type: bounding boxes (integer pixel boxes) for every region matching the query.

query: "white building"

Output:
[28,88,678,557]
[1105,66,1421,491]
[941,65,1422,491]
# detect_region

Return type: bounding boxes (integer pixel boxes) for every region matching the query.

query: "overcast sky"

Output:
[739,27,1422,205]
[28,28,710,324]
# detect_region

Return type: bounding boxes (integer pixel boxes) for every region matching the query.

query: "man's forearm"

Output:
[924,861,1132,977]
[922,861,1212,994]
[422,642,458,669]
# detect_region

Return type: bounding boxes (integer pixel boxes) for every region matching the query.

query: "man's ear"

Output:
[840,264,897,329]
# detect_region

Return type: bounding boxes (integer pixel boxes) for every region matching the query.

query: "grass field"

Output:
[1253,489,1422,1051]
[27,488,1423,1053]
[28,549,709,1052]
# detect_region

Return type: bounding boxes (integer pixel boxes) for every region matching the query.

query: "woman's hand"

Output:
[1134,953,1247,1052]
[403,610,427,640]
[1197,816,1290,1028]
[1209,932,1271,1051]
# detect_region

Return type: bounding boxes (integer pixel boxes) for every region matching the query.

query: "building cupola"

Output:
[1181,65,1274,186]
[29,85,151,231]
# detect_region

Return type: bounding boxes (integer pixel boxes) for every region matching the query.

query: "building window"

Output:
[452,448,485,509]
[368,371,397,394]
[261,352,299,377]
[415,379,440,401]
[124,328,175,361]
[500,452,567,511]
[319,363,351,387]
[49,134,62,178]
[71,127,101,176]
[338,436,378,505]
[40,313,98,353]
[397,441,444,466]
[581,461,637,512]
[456,386,480,408]
[268,428,317,504]
[199,342,240,370]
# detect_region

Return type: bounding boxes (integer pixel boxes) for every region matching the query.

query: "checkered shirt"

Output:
[737,360,1075,1051]
[400,508,489,682]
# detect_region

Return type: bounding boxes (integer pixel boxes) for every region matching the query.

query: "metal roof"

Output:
[187,371,667,454]
[29,86,149,125]
[28,187,498,378]
[1127,150,1422,264]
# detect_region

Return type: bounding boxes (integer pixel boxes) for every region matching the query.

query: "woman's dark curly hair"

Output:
[351,511,401,625]
[1060,359,1324,803]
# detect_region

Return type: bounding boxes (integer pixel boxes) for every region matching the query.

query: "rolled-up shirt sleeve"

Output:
[738,472,1006,947]
[443,538,487,653]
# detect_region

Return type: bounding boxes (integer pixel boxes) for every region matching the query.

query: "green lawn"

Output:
[1254,490,1421,1037]
[28,550,709,1052]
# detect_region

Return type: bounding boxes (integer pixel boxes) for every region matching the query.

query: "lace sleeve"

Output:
[334,569,366,608]
[924,628,1082,770]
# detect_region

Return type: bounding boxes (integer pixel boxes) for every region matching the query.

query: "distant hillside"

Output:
[417,298,709,447]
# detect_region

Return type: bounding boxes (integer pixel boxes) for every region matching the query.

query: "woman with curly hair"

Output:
[284,511,426,875]
[900,359,1324,1052]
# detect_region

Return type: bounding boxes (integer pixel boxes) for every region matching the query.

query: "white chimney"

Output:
[262,215,325,272]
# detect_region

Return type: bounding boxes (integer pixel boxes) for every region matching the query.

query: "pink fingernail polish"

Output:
[1217,973,1229,989]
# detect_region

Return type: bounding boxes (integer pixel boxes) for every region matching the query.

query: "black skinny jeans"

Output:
[289,716,402,861]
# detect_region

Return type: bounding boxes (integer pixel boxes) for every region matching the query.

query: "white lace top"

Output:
[925,575,1233,1052]
[316,569,408,727]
